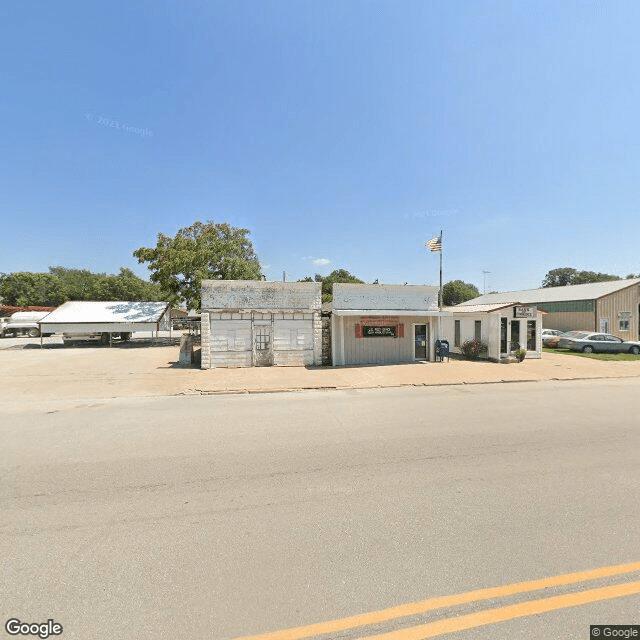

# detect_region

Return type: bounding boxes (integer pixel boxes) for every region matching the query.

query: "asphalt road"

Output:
[2,379,639,639]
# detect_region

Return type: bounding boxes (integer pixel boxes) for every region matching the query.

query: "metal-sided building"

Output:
[39,301,171,342]
[200,280,322,368]
[442,303,544,360]
[331,283,449,366]
[460,278,640,340]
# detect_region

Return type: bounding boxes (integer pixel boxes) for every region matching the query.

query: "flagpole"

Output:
[438,229,443,343]
[439,229,443,311]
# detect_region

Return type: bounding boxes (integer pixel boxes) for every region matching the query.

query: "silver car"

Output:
[558,332,640,354]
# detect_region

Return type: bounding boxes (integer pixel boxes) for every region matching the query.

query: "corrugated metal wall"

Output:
[339,315,432,365]
[597,284,640,339]
[539,311,595,333]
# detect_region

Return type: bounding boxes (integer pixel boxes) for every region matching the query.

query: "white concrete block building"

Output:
[200,280,322,368]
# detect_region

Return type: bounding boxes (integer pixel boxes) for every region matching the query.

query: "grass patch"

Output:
[543,347,640,361]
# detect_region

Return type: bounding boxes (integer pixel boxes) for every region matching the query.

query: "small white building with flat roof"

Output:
[200,280,322,368]
[442,303,544,361]
[331,283,451,366]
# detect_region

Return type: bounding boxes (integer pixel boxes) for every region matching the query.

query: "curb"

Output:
[181,373,640,396]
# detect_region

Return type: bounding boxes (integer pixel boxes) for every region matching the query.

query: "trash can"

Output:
[435,339,450,362]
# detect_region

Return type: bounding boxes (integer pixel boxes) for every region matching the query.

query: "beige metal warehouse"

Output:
[461,279,640,340]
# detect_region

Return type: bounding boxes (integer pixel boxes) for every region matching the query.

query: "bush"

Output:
[509,341,527,362]
[460,339,488,360]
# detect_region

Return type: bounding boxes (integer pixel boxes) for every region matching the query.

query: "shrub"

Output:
[460,339,488,360]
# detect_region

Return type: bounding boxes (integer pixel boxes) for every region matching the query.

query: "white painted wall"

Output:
[442,308,543,360]
[333,284,439,312]
[201,280,321,312]
[201,282,322,368]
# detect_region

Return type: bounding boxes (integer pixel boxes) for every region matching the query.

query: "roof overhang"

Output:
[38,322,162,333]
[332,309,451,317]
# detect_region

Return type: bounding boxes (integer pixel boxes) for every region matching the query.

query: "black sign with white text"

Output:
[363,326,396,337]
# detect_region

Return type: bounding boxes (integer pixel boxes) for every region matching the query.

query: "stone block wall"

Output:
[321,315,331,365]
[200,312,211,369]
[313,311,322,366]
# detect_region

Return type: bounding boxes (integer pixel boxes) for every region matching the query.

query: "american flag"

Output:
[425,235,442,253]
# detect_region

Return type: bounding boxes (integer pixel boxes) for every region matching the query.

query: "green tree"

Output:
[133,221,261,309]
[0,272,67,306]
[299,269,364,303]
[542,267,620,287]
[0,267,162,307]
[542,267,578,287]
[572,270,620,285]
[48,266,101,300]
[93,268,163,301]
[442,280,480,306]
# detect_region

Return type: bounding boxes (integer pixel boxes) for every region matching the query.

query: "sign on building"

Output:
[514,306,537,318]
[362,326,397,337]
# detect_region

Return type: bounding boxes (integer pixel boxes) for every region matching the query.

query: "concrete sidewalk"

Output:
[2,343,640,410]
[189,352,640,393]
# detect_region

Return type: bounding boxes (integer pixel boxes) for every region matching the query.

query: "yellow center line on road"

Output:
[358,580,640,640]
[231,561,640,640]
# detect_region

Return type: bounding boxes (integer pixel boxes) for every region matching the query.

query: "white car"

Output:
[541,329,565,346]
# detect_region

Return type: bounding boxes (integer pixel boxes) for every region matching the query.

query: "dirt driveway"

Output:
[2,338,640,411]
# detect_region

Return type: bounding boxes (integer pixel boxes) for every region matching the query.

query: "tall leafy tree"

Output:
[299,269,363,303]
[542,267,577,287]
[93,268,163,301]
[0,272,67,306]
[133,221,261,309]
[48,266,102,300]
[542,267,620,287]
[442,280,480,306]
[572,270,620,285]
[0,268,163,307]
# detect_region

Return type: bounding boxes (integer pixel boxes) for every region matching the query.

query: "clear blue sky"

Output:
[2,0,640,293]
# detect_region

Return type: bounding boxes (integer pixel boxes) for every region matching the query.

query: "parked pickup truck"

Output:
[0,312,52,338]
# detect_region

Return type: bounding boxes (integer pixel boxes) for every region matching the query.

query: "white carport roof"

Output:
[39,301,170,332]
